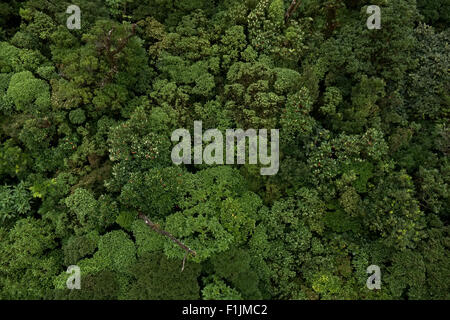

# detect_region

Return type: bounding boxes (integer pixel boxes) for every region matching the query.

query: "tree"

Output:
[0,0,448,301]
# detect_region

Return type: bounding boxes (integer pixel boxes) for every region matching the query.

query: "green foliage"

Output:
[365,171,426,249]
[0,182,32,223]
[406,24,450,121]
[126,252,201,299]
[131,219,166,257]
[417,0,450,27]
[63,231,100,265]
[119,166,185,218]
[65,188,101,232]
[202,276,243,300]
[0,139,29,178]
[69,108,86,124]
[53,270,121,300]
[0,217,59,299]
[164,167,262,262]
[96,230,137,272]
[210,247,263,299]
[0,0,448,301]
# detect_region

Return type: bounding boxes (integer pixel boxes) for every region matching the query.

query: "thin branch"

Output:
[285,0,302,23]
[111,24,136,56]
[138,212,197,272]
[181,251,189,272]
[98,24,136,88]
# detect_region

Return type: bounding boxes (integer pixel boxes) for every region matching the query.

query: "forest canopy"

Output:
[0,0,449,300]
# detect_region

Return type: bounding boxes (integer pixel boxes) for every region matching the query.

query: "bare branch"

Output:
[181,251,189,272]
[285,0,302,23]
[99,24,136,88]
[138,212,197,272]
[111,24,136,56]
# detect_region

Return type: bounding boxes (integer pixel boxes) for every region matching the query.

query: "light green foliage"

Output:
[96,230,136,272]
[0,42,46,73]
[268,0,285,25]
[225,61,285,128]
[65,188,101,231]
[0,218,59,299]
[7,70,50,114]
[0,0,448,301]
[131,219,165,257]
[65,188,117,234]
[280,87,315,143]
[202,276,243,300]
[164,167,262,262]
[220,25,247,68]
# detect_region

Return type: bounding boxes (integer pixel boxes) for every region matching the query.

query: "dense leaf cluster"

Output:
[0,0,448,300]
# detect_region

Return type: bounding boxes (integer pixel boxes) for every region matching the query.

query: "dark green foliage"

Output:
[126,252,201,300]
[63,231,100,265]
[52,270,121,300]
[209,247,264,299]
[0,0,448,301]
[417,0,450,28]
